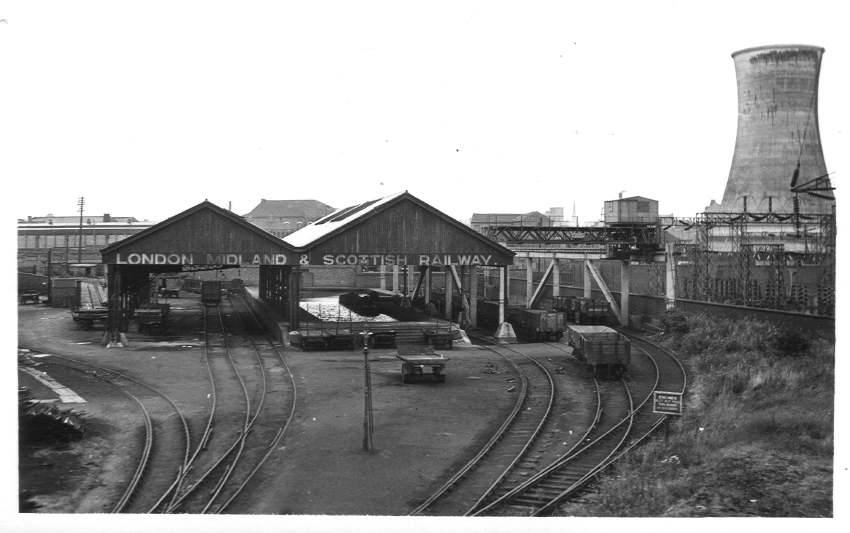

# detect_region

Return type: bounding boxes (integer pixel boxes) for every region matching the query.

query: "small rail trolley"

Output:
[397,347,448,383]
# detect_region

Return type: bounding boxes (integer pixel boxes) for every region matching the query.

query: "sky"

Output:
[1,1,847,227]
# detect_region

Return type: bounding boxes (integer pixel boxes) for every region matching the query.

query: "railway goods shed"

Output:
[285,191,516,335]
[100,201,300,346]
[100,193,517,346]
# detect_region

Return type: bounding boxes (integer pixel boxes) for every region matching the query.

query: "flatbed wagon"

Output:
[71,307,109,330]
[397,347,448,383]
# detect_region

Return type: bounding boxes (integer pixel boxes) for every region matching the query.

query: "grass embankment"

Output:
[558,311,834,517]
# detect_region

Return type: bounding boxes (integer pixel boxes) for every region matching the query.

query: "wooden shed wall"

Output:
[102,208,296,264]
[304,199,513,264]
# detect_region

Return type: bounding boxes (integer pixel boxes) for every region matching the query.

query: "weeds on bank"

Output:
[558,311,834,517]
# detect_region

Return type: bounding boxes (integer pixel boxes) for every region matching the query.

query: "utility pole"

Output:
[362,335,374,451]
[77,196,85,263]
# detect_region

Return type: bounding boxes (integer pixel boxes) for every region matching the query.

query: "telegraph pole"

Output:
[362,334,374,451]
[77,196,85,263]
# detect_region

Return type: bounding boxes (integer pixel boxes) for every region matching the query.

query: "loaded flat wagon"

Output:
[566,325,630,378]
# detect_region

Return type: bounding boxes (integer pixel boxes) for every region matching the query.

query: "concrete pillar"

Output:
[526,258,534,308]
[392,265,399,293]
[498,266,505,324]
[620,261,630,327]
[379,264,386,290]
[552,258,560,298]
[445,267,453,320]
[665,243,676,310]
[583,261,592,298]
[495,265,516,342]
[470,267,479,327]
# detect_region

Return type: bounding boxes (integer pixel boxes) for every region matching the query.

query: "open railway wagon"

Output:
[156,276,183,298]
[476,300,566,341]
[507,307,567,341]
[553,296,610,324]
[566,325,631,378]
[201,280,223,306]
[396,345,448,383]
[133,303,170,333]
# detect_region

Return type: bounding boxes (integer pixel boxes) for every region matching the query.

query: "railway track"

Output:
[410,338,599,516]
[164,292,297,514]
[470,330,687,516]
[34,357,191,513]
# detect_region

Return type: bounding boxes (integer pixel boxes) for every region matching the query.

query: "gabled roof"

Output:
[244,199,335,219]
[101,200,295,255]
[284,191,515,263]
[284,191,407,247]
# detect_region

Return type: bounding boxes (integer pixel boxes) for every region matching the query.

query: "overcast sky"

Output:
[2,1,847,226]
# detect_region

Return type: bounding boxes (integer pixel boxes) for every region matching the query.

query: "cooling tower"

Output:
[707,44,834,214]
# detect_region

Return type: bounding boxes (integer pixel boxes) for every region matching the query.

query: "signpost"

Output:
[653,391,683,443]
[653,391,683,415]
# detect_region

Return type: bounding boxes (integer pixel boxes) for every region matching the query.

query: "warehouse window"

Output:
[637,201,650,213]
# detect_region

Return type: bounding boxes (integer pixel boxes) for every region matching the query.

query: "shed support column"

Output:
[470,267,478,328]
[105,266,127,348]
[424,266,432,304]
[583,258,592,298]
[406,265,415,301]
[445,267,453,321]
[379,264,386,290]
[526,258,534,307]
[620,261,630,327]
[392,265,400,293]
[495,265,516,343]
[288,267,301,330]
[552,259,560,298]
[665,243,676,310]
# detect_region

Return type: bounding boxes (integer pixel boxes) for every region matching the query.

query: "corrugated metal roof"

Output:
[284,191,407,248]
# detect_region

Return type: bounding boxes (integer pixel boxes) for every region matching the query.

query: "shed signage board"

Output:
[115,252,289,266]
[652,391,683,416]
[314,253,495,267]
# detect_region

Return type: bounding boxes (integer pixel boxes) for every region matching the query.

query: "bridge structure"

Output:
[481,210,835,326]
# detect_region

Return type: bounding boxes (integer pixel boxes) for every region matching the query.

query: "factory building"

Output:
[17,214,156,274]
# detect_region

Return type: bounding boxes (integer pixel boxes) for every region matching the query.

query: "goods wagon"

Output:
[553,296,610,324]
[507,308,567,341]
[566,325,630,378]
[201,281,223,306]
[477,300,567,341]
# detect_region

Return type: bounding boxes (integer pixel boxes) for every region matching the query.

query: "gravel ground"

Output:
[15,299,524,518]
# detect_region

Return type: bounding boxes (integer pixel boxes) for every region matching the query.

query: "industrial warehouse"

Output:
[15,36,837,524]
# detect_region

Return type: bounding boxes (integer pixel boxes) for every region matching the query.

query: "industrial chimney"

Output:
[707,44,834,214]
